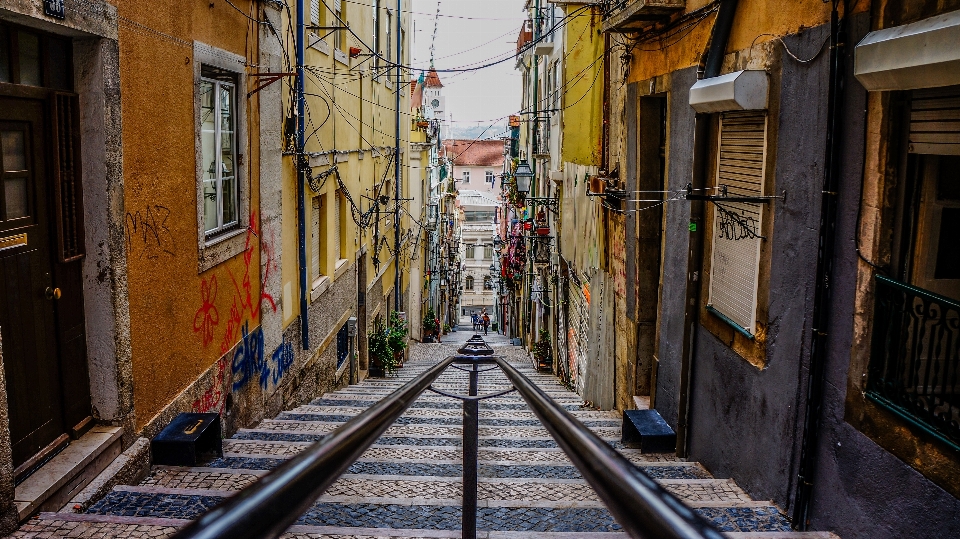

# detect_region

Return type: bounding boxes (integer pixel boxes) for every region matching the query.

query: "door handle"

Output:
[45,287,61,301]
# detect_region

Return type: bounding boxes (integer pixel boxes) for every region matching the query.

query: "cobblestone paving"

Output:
[11,336,819,537]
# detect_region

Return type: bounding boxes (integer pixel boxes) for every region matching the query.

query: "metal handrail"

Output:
[495,357,725,539]
[169,342,723,539]
[170,356,456,539]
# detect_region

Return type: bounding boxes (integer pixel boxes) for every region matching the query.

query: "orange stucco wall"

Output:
[626,0,853,84]
[118,0,262,430]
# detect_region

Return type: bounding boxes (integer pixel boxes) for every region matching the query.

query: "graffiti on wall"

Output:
[230,323,295,392]
[219,213,278,354]
[193,357,226,414]
[125,205,175,260]
[190,212,278,353]
[193,276,220,348]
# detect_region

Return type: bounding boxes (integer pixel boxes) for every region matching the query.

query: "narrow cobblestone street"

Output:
[10,337,832,538]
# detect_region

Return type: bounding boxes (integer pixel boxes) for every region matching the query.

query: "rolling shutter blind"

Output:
[311,0,320,24]
[334,191,341,261]
[311,195,321,280]
[708,111,766,335]
[910,86,960,156]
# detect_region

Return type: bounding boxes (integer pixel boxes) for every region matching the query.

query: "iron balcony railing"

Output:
[867,275,960,451]
[532,116,550,158]
[171,336,725,539]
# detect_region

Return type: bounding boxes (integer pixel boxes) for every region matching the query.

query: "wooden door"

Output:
[0,96,66,468]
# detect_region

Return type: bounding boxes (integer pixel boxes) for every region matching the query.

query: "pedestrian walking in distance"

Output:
[482,313,490,335]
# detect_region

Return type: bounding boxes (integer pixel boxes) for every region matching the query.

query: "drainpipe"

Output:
[792,0,845,529]
[394,0,402,314]
[296,0,310,350]
[675,0,738,459]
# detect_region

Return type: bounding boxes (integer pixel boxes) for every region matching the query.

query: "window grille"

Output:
[707,110,767,336]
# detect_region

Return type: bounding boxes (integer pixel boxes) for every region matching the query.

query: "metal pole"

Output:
[393,0,402,314]
[296,0,310,350]
[462,361,479,539]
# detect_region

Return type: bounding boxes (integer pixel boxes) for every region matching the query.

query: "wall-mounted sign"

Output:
[44,0,65,19]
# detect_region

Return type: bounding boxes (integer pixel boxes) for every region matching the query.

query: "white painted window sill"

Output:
[308,34,330,55]
[204,226,245,248]
[334,49,349,65]
[334,258,350,279]
[310,275,330,303]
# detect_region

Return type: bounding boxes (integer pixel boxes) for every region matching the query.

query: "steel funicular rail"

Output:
[170,336,724,539]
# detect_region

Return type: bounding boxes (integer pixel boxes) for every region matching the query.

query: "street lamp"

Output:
[514,160,533,194]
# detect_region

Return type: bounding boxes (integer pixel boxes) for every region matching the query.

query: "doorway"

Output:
[635,95,667,398]
[357,251,368,372]
[0,93,91,479]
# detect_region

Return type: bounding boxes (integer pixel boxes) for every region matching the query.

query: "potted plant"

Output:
[533,328,552,372]
[388,311,408,368]
[422,307,437,342]
[368,321,398,377]
[443,323,451,334]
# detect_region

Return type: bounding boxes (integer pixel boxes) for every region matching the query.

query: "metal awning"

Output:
[854,9,960,91]
[689,70,769,113]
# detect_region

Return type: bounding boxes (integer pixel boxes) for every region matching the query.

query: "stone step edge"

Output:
[222,440,668,457]
[239,428,621,442]
[33,512,839,539]
[219,451,692,467]
[108,484,770,509]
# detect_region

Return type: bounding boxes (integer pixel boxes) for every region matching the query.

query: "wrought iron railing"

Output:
[532,116,550,157]
[867,275,960,450]
[171,336,724,539]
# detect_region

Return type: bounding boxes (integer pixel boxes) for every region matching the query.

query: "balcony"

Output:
[867,275,960,450]
[516,20,533,57]
[601,0,685,33]
[532,116,551,158]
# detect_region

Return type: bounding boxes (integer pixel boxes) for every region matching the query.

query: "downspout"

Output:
[394,0,402,313]
[296,0,310,349]
[675,0,738,459]
[792,0,845,529]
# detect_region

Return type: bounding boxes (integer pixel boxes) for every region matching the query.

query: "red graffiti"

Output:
[192,357,226,414]
[197,212,278,353]
[193,276,220,347]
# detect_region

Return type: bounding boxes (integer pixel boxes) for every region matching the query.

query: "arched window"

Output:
[465,276,474,290]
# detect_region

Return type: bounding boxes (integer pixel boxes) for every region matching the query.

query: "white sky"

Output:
[410,0,526,127]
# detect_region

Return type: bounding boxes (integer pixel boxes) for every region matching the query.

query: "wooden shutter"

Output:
[910,86,960,156]
[334,191,341,261]
[708,110,766,335]
[51,92,84,262]
[311,195,321,280]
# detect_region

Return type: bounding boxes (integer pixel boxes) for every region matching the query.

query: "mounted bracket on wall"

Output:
[683,183,786,205]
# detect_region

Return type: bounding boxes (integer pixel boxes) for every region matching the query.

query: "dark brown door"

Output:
[0,96,66,468]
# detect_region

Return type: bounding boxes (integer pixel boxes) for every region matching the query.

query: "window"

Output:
[464,210,495,222]
[484,276,494,290]
[484,246,494,259]
[386,10,392,65]
[465,276,474,290]
[337,190,348,262]
[706,111,767,336]
[200,65,239,237]
[485,170,494,183]
[465,244,475,259]
[312,193,328,282]
[310,0,321,25]
[372,0,380,70]
[0,23,72,90]
[462,171,470,184]
[336,0,348,53]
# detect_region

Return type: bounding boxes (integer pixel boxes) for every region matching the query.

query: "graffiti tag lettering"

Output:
[125,205,175,260]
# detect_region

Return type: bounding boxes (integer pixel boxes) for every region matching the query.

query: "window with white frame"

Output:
[707,110,767,336]
[312,193,328,283]
[465,244,475,259]
[485,170,494,183]
[310,0,320,25]
[484,245,493,259]
[462,170,470,183]
[200,65,239,237]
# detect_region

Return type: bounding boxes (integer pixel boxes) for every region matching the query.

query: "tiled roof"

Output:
[424,68,443,88]
[443,139,505,167]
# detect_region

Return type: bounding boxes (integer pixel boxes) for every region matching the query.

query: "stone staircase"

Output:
[9,336,837,538]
